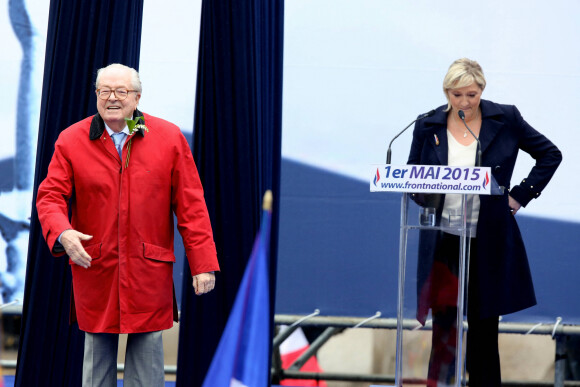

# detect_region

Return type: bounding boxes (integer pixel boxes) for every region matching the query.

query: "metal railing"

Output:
[273,313,580,387]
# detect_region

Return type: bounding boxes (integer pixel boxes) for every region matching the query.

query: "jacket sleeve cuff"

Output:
[46,228,70,257]
[52,240,66,255]
[509,185,534,207]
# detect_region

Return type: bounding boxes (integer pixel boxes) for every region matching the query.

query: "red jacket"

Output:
[36,112,220,333]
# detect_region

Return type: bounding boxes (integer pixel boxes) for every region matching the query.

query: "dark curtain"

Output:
[176,0,283,386]
[15,1,143,386]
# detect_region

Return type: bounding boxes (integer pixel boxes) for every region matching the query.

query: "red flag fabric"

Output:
[279,326,327,386]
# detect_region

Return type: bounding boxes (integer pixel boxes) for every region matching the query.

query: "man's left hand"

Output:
[193,272,216,295]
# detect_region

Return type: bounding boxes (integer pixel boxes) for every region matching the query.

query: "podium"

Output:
[370,164,503,387]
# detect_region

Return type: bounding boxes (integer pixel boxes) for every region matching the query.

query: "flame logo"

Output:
[482,171,490,189]
[373,168,380,186]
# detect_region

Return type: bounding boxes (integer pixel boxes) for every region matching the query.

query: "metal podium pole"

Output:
[394,193,409,387]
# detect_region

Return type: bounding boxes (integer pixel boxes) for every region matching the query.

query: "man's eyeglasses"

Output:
[96,88,138,100]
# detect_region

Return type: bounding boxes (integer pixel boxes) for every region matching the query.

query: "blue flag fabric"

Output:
[202,208,272,387]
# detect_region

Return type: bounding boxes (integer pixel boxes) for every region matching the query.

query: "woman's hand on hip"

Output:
[508,195,522,215]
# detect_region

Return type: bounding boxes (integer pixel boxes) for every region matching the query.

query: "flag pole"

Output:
[263,190,273,211]
[201,189,273,387]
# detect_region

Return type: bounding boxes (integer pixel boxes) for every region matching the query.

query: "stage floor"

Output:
[3,376,298,387]
[2,376,177,386]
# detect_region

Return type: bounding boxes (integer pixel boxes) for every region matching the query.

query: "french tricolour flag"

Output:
[279,326,327,386]
[202,194,272,387]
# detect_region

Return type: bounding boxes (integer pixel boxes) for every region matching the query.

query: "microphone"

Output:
[458,110,482,167]
[386,109,435,164]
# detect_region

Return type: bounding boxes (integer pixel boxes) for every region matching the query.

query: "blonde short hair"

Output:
[443,58,486,111]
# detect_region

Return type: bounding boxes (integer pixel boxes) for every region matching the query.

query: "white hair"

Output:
[95,63,142,92]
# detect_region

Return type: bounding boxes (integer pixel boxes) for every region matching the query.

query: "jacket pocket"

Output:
[143,242,176,263]
[70,243,102,265]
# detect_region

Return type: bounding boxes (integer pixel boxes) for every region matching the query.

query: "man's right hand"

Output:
[60,230,93,268]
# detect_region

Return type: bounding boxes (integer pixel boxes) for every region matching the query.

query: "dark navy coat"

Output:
[408,99,562,319]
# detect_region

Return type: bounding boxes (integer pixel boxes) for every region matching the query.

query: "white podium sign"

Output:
[370,164,492,195]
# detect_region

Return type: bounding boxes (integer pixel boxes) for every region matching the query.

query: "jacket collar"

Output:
[89,109,146,140]
[477,100,505,154]
[422,99,505,159]
[422,99,504,126]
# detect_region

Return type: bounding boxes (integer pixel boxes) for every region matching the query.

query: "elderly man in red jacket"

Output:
[36,63,220,386]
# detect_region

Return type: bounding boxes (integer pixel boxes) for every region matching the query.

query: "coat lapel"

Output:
[479,100,504,156]
[89,109,148,163]
[422,108,448,166]
[425,100,505,165]
[432,126,448,165]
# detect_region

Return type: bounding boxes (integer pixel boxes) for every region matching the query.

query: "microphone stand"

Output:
[458,110,482,167]
[386,110,435,164]
[386,121,416,164]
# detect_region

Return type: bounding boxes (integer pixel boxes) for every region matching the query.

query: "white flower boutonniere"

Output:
[124,116,149,168]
